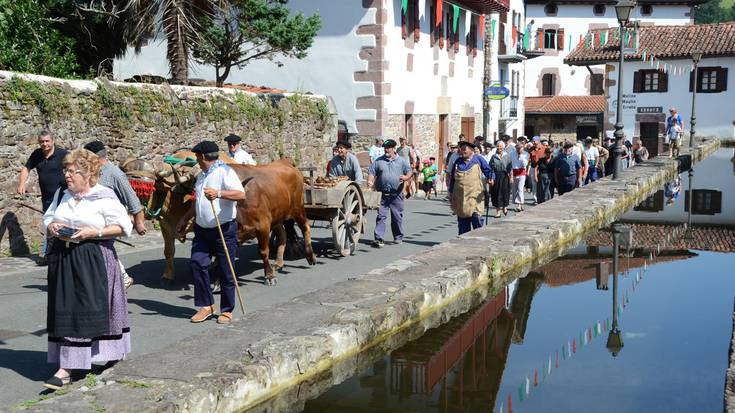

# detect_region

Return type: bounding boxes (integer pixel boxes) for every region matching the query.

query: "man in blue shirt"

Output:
[554,141,582,196]
[328,139,364,183]
[449,141,495,235]
[367,139,412,248]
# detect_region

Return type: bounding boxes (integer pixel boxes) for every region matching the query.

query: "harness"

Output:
[126,154,198,220]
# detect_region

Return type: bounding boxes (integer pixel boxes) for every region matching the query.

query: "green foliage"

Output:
[0,0,81,77]
[192,0,321,86]
[85,373,98,388]
[119,380,152,388]
[4,76,72,119]
[696,0,735,23]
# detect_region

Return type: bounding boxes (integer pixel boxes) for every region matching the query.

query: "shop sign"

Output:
[484,84,509,100]
[637,106,663,114]
[576,115,598,124]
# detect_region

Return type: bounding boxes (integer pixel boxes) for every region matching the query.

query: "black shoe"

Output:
[36,257,47,266]
[371,240,384,248]
[43,375,71,390]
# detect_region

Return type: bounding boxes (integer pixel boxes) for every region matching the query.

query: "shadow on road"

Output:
[0,348,52,382]
[127,298,194,319]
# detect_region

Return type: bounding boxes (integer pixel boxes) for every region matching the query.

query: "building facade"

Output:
[565,22,735,144]
[114,0,517,167]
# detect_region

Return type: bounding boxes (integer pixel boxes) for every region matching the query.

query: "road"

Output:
[0,194,525,408]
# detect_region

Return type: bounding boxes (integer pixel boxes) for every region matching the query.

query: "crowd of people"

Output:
[16,131,256,390]
[329,129,654,240]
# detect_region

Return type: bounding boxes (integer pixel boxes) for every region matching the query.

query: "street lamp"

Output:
[607,222,629,356]
[689,50,703,149]
[612,0,636,180]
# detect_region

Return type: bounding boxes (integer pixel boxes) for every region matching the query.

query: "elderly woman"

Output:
[489,141,512,218]
[510,142,530,212]
[42,149,132,390]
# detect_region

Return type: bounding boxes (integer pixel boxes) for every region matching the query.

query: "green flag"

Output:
[452,4,460,33]
[401,0,408,14]
[523,29,528,50]
[491,19,496,42]
[519,383,524,401]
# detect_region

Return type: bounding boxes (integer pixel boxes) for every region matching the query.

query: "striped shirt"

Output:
[98,162,143,214]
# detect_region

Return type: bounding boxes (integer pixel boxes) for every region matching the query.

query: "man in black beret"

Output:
[177,140,246,324]
[367,138,412,247]
[328,139,363,183]
[224,134,256,165]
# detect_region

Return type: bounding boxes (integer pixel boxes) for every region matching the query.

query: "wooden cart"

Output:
[302,172,381,256]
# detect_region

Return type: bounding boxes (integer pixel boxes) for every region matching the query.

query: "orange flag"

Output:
[436,0,443,27]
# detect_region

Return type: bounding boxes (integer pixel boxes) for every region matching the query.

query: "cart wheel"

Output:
[332,185,363,256]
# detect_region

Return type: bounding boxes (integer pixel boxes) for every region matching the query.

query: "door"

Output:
[576,125,597,141]
[461,117,475,140]
[438,114,448,172]
[640,122,660,157]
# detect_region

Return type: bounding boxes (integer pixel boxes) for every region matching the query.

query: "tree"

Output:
[0,0,80,77]
[695,0,733,23]
[191,0,321,87]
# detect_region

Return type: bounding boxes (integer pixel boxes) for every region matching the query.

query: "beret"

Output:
[224,134,242,143]
[192,140,219,154]
[83,140,106,154]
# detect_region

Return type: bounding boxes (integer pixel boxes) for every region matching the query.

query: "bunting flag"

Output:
[600,31,607,45]
[562,344,567,360]
[491,19,496,42]
[534,369,539,386]
[479,15,485,39]
[512,25,517,47]
[523,29,528,50]
[572,338,577,353]
[452,4,460,33]
[508,395,513,413]
[519,383,524,402]
[568,340,572,357]
[526,376,530,395]
[401,0,408,14]
[436,0,443,27]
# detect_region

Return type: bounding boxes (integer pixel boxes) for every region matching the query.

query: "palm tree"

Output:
[122,0,217,84]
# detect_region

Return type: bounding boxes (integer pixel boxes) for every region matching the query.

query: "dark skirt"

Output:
[47,240,130,369]
[536,172,552,204]
[491,171,511,208]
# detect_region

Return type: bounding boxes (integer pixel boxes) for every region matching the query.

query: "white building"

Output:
[565,22,735,151]
[524,0,701,98]
[114,0,521,167]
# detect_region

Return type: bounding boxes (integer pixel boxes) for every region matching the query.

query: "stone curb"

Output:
[17,139,720,413]
[727,297,735,413]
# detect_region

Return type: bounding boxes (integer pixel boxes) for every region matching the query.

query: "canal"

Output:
[248,149,735,413]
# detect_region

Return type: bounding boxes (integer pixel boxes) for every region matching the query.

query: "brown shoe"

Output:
[216,312,233,324]
[190,305,216,323]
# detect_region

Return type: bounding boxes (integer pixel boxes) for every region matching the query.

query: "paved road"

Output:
[0,194,535,408]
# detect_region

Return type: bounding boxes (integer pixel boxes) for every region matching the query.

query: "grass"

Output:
[85,373,97,388]
[119,380,151,389]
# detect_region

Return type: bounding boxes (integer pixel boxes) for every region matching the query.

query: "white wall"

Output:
[383,0,484,117]
[606,57,735,139]
[525,3,692,97]
[113,0,375,133]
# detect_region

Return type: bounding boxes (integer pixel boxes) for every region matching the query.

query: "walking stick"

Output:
[209,199,245,315]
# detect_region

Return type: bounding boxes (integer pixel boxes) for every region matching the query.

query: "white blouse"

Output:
[43,185,133,237]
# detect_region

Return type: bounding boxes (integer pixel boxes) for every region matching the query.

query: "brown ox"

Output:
[123,153,315,284]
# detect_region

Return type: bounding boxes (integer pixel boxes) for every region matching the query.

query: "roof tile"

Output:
[525,95,606,113]
[565,22,735,65]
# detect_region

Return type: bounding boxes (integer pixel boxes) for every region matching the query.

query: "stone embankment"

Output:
[20,138,720,413]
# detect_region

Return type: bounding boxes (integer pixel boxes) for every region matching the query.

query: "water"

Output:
[252,149,735,412]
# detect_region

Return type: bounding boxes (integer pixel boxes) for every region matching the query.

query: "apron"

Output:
[451,163,485,218]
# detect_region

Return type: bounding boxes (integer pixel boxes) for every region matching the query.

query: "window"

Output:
[544,3,558,15]
[467,18,478,56]
[685,190,723,215]
[633,70,668,93]
[593,4,606,15]
[543,29,557,49]
[542,73,555,96]
[690,67,728,93]
[634,190,664,212]
[401,0,420,41]
[591,73,604,95]
[641,4,653,15]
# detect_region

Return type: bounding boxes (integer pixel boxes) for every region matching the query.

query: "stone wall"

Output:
[0,71,336,255]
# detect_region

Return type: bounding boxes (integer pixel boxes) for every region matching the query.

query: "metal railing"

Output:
[500,96,518,119]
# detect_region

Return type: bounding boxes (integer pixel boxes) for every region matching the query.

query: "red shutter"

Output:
[633,70,642,93]
[413,0,420,42]
[401,7,407,39]
[658,71,668,92]
[557,28,565,51]
[718,67,728,92]
[537,28,544,49]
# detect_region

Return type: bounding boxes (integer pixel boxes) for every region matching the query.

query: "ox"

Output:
[123,153,316,285]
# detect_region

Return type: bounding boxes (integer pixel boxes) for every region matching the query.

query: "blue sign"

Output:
[484,84,509,100]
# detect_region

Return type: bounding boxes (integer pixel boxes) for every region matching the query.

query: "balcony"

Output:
[456,0,510,14]
[499,30,544,63]
[500,96,519,120]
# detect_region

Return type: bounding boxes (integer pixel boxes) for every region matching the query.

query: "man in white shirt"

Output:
[224,134,256,165]
[369,137,385,163]
[583,137,600,184]
[176,140,246,324]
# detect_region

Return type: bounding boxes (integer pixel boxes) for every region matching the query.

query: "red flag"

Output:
[436,0,443,27]
[572,338,576,353]
[479,15,485,39]
[578,34,583,45]
[534,368,538,386]
[512,25,517,47]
